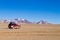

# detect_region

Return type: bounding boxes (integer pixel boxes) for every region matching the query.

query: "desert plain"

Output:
[0,23,60,40]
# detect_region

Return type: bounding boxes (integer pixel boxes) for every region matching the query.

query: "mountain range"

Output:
[2,18,51,24]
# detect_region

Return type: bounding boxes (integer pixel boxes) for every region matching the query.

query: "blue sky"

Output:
[0,0,60,24]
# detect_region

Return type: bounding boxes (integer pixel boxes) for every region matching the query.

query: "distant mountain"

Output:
[2,18,51,24]
[37,20,50,24]
[3,18,32,24]
[15,19,32,23]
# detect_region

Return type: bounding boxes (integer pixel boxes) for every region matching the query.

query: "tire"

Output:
[8,24,13,29]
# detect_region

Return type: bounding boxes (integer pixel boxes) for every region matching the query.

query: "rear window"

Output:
[10,22,16,24]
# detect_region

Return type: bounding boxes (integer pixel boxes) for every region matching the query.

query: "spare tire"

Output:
[8,23,13,29]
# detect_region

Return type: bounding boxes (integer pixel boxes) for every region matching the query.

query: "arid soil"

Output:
[0,23,60,40]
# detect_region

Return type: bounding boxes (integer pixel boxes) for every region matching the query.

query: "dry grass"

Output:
[0,23,60,40]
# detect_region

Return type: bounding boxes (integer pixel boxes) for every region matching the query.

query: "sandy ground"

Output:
[0,23,60,40]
